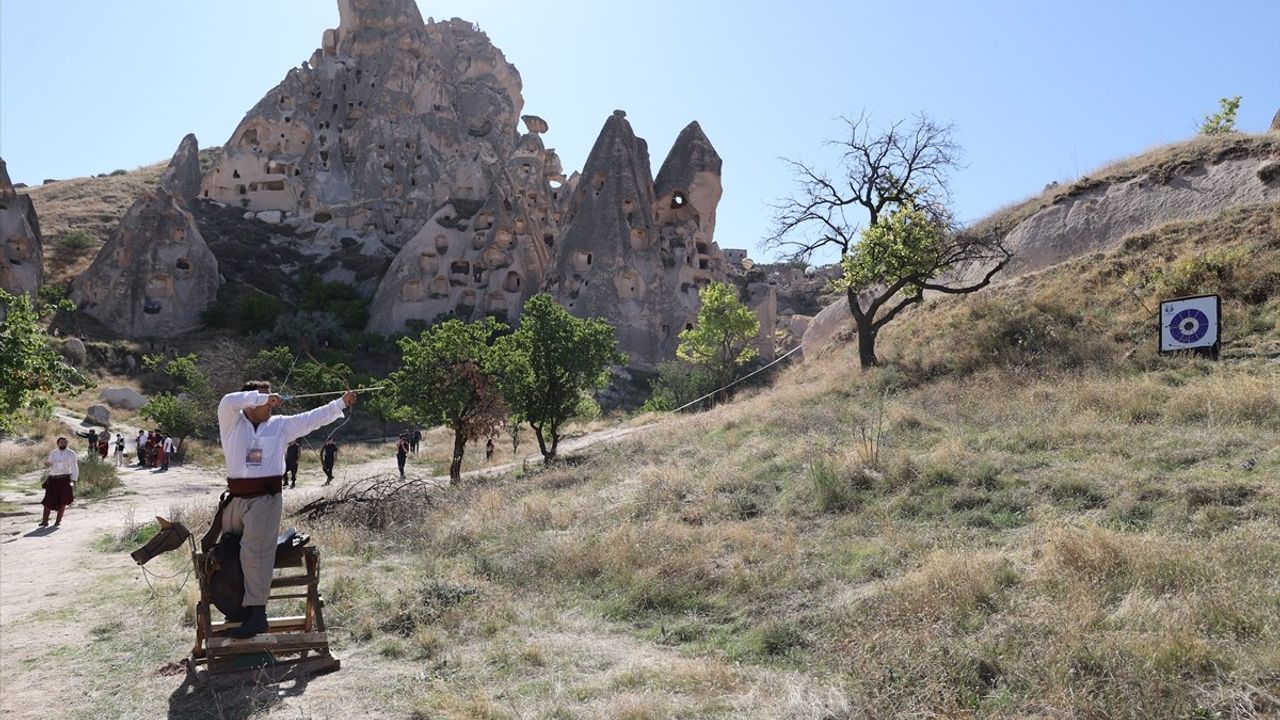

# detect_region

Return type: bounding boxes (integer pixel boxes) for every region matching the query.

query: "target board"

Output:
[1159,294,1220,356]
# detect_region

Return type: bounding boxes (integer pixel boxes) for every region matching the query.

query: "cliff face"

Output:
[0,158,43,299]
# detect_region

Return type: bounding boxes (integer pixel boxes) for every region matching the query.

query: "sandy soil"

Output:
[0,416,650,720]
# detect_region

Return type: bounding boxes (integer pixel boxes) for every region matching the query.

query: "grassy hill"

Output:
[130,202,1272,717]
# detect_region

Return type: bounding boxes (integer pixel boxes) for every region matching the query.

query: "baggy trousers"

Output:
[222,493,283,606]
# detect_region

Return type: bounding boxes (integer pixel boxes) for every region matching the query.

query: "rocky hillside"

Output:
[4,0,771,371]
[803,131,1280,355]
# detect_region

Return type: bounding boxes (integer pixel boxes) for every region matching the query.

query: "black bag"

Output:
[210,532,249,622]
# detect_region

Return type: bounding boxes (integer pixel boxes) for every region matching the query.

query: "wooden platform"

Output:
[190,545,338,679]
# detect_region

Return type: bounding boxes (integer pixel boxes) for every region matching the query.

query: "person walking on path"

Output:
[396,434,410,478]
[216,381,356,639]
[41,437,78,527]
[410,429,422,454]
[285,440,300,488]
[84,428,98,459]
[97,434,109,461]
[114,434,125,466]
[321,438,338,484]
[161,434,174,471]
[485,437,495,462]
[136,430,146,467]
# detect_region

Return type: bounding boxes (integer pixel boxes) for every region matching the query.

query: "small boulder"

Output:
[61,337,87,362]
[99,387,146,410]
[257,210,284,224]
[521,115,549,134]
[86,404,111,427]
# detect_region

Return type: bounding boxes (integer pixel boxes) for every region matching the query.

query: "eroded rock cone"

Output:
[71,188,219,337]
[0,157,43,298]
[159,133,202,204]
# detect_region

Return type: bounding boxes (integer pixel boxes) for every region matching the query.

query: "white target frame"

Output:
[1159,293,1220,357]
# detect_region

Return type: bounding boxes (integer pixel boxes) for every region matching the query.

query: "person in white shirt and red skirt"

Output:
[42,437,79,527]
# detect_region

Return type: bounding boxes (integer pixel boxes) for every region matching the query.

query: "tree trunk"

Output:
[548,429,560,460]
[449,423,465,483]
[532,423,554,461]
[855,315,878,369]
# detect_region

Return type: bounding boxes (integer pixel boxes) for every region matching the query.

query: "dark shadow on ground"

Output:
[166,663,322,719]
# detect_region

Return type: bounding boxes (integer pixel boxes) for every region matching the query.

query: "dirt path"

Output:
[0,418,652,719]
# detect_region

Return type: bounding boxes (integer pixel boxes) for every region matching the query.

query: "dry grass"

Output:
[18,190,1280,716]
[18,161,166,287]
[967,132,1280,244]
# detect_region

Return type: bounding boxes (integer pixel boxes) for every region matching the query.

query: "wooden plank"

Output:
[207,631,330,653]
[270,575,315,588]
[210,615,308,632]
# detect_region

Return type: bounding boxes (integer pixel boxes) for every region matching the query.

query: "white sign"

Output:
[1159,294,1220,354]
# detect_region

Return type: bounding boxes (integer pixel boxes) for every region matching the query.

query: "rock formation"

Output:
[201,0,523,262]
[367,128,568,332]
[159,133,202,203]
[71,187,219,337]
[0,157,43,298]
[995,152,1280,279]
[1270,108,1280,134]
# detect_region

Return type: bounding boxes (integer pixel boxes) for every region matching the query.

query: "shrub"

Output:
[77,459,121,500]
[58,230,96,251]
[108,168,128,176]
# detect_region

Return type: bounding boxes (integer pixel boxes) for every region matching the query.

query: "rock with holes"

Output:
[71,188,219,337]
[0,157,43,299]
[367,129,569,333]
[200,0,524,259]
[543,113,763,369]
[159,134,202,204]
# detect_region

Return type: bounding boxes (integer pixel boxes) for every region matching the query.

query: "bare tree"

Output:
[769,112,1012,368]
[766,112,961,262]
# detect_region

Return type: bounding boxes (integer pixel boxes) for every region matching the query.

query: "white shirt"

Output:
[218,391,347,479]
[136,433,145,450]
[47,448,79,483]
[162,437,175,452]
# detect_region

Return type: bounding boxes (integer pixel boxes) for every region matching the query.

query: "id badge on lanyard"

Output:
[246,437,264,467]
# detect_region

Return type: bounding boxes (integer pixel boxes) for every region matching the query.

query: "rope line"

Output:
[671,344,803,413]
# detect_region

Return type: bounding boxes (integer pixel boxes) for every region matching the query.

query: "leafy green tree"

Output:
[139,394,200,451]
[677,282,760,393]
[836,202,1011,368]
[364,388,408,441]
[1199,96,1241,135]
[0,289,88,434]
[140,353,214,458]
[389,317,509,482]
[640,361,716,412]
[496,294,624,460]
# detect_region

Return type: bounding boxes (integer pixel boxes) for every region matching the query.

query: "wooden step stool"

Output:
[188,544,340,682]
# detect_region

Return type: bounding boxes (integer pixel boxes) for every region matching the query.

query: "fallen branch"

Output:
[292,473,447,522]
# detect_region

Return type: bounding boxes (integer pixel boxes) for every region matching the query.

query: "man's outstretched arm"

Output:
[278,391,358,441]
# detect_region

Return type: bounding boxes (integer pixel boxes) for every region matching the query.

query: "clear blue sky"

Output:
[2,1,1277,262]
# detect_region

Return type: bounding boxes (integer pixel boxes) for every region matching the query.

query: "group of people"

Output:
[135,429,175,471]
[77,427,175,470]
[283,437,341,487]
